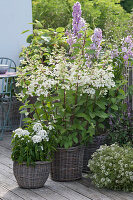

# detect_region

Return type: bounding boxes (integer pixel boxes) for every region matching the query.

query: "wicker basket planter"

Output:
[13,161,51,189]
[0,97,21,130]
[51,146,84,181]
[83,134,107,172]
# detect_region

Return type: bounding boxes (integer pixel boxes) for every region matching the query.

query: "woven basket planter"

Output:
[83,135,107,172]
[51,146,84,181]
[0,97,21,130]
[13,161,51,189]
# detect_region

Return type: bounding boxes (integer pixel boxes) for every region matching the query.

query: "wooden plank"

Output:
[0,185,24,200]
[0,171,68,200]
[0,161,90,200]
[0,135,12,150]
[96,188,132,200]
[0,173,47,200]
[46,179,92,200]
[107,191,133,200]
[0,146,11,158]
[0,164,68,200]
[0,154,13,169]
[30,187,69,200]
[60,181,112,200]
[0,162,15,181]
[1,160,132,200]
[0,163,88,200]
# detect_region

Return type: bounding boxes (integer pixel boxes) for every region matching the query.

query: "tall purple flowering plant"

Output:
[67,1,86,48]
[72,2,86,38]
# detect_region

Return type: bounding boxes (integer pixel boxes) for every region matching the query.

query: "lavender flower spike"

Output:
[90,28,102,57]
[72,2,86,38]
[66,2,86,47]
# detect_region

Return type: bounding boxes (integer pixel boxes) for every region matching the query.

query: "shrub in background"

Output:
[107,102,133,146]
[32,0,72,28]
[32,0,130,33]
[120,0,133,13]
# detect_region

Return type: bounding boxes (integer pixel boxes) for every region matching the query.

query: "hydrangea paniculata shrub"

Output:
[16,2,130,148]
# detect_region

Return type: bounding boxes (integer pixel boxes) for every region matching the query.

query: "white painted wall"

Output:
[0,0,33,66]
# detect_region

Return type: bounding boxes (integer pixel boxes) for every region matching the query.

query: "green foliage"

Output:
[17,2,130,150]
[107,103,133,146]
[32,0,131,41]
[120,0,133,13]
[88,144,133,191]
[32,0,72,28]
[17,30,127,149]
[19,24,68,68]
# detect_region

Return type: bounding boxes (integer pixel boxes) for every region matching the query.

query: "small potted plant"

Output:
[11,122,55,189]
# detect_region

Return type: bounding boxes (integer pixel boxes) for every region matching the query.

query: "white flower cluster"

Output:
[18,47,115,99]
[14,128,30,138]
[88,144,133,191]
[14,123,50,144]
[32,122,49,143]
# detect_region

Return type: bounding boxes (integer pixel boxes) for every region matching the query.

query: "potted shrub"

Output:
[16,2,130,181]
[11,122,55,188]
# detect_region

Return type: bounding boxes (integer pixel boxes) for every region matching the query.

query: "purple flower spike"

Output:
[67,2,86,47]
[72,2,82,22]
[121,35,133,62]
[72,2,86,38]
[91,28,102,46]
[90,28,102,58]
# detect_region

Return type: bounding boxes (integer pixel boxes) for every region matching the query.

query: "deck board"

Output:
[0,134,133,200]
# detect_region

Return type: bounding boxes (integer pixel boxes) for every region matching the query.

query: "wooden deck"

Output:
[0,133,133,200]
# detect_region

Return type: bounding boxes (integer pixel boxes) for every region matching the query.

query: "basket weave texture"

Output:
[13,161,51,189]
[0,97,21,129]
[83,135,106,172]
[51,146,84,181]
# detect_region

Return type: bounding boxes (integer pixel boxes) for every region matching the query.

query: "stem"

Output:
[42,101,49,121]
[75,82,78,105]
[63,89,66,129]
[82,31,86,55]
[71,79,79,125]
[33,103,41,122]
[85,94,89,130]
[64,89,66,109]
[56,84,58,115]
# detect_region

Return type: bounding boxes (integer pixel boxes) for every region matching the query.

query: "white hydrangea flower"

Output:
[14,128,23,138]
[36,130,48,139]
[33,123,43,132]
[22,130,30,136]
[32,135,42,143]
